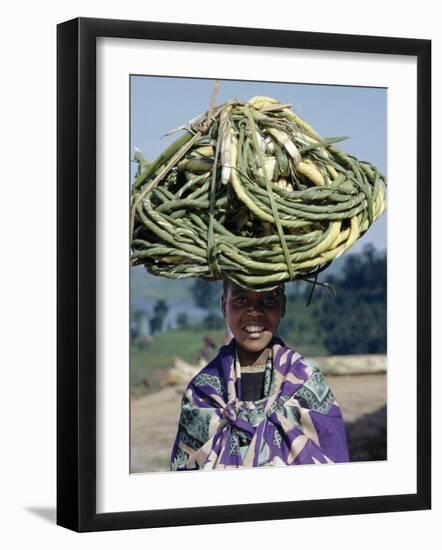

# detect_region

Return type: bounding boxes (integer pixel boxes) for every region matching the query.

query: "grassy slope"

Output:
[130,327,226,388]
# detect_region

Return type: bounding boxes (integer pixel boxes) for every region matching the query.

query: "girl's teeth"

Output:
[245,326,264,333]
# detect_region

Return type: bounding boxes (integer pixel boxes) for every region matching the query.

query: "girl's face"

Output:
[221,282,286,359]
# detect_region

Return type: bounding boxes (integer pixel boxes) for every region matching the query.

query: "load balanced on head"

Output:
[131,96,386,292]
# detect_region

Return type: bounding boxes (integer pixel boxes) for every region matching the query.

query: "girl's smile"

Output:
[221,282,286,365]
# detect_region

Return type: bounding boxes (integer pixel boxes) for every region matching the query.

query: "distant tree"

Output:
[277,317,294,340]
[153,299,169,318]
[190,279,222,311]
[316,245,387,355]
[149,316,162,335]
[149,299,169,335]
[204,312,225,330]
[130,322,138,341]
[176,312,189,329]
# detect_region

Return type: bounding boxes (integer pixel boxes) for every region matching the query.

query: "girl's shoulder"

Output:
[185,342,232,396]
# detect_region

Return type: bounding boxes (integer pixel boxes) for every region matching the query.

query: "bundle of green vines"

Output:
[131,96,386,291]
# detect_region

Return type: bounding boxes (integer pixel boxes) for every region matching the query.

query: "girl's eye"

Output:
[263,297,276,306]
[234,296,247,305]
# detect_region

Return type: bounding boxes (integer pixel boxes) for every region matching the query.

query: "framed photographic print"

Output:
[57,17,431,532]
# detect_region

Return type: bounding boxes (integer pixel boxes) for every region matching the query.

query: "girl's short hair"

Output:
[222,279,285,297]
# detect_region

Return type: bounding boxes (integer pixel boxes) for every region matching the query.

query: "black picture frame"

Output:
[57,17,431,532]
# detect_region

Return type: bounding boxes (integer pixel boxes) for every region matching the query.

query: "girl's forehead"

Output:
[227,283,284,297]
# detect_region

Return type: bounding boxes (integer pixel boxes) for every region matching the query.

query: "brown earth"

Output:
[130,366,387,473]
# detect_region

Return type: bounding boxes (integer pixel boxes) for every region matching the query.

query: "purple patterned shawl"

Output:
[170,337,349,470]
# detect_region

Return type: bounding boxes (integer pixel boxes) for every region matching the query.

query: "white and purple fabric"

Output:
[170,337,349,470]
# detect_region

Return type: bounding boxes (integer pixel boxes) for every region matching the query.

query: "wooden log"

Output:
[308,354,386,375]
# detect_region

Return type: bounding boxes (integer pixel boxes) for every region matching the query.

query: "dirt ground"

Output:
[130,385,185,473]
[130,367,387,473]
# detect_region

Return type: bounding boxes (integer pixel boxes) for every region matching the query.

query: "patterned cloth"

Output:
[170,337,349,470]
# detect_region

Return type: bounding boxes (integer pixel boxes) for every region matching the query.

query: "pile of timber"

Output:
[162,357,201,387]
[310,354,386,376]
[162,354,387,387]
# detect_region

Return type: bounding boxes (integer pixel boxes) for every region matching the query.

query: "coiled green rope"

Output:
[131,96,386,292]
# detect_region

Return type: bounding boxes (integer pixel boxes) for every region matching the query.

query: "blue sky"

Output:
[130,76,387,253]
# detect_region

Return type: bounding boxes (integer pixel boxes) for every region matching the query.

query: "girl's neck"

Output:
[237,345,270,367]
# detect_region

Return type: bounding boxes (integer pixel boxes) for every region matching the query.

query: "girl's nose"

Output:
[247,302,263,314]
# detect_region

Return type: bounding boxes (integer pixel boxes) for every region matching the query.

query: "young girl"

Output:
[170,280,349,470]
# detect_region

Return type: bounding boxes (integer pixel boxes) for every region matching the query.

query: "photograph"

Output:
[0,0,436,544]
[55,16,431,532]
[129,76,388,473]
